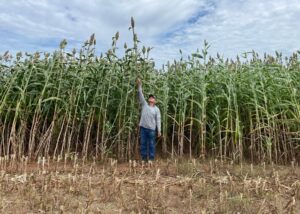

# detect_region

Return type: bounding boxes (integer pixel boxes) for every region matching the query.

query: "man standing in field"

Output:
[136,78,161,161]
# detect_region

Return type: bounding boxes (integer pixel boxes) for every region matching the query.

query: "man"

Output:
[136,78,161,161]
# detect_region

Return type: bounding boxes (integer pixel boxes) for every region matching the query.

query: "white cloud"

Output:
[155,0,300,64]
[0,0,299,66]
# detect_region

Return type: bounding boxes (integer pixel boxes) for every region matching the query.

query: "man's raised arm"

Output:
[136,78,147,106]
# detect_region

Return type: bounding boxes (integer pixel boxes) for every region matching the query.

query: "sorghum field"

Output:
[0,19,299,213]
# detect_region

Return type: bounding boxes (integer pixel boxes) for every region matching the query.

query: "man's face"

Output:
[148,97,156,105]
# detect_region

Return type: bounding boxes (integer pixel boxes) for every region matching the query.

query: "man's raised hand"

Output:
[136,78,142,86]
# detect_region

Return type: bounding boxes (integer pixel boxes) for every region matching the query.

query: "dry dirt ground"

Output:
[0,157,299,213]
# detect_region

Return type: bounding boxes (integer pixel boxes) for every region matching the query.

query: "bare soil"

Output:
[0,158,299,213]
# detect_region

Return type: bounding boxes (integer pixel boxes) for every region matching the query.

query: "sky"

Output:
[0,0,300,67]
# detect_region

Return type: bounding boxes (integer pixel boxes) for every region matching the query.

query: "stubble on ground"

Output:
[0,158,299,213]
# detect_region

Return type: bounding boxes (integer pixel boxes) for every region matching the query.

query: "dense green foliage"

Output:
[0,21,300,163]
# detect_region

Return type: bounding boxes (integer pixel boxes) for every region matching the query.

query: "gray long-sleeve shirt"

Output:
[138,85,161,133]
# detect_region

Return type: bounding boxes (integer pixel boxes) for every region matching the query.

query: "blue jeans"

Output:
[140,126,156,161]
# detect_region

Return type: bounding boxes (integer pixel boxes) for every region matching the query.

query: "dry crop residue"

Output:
[0,158,299,213]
